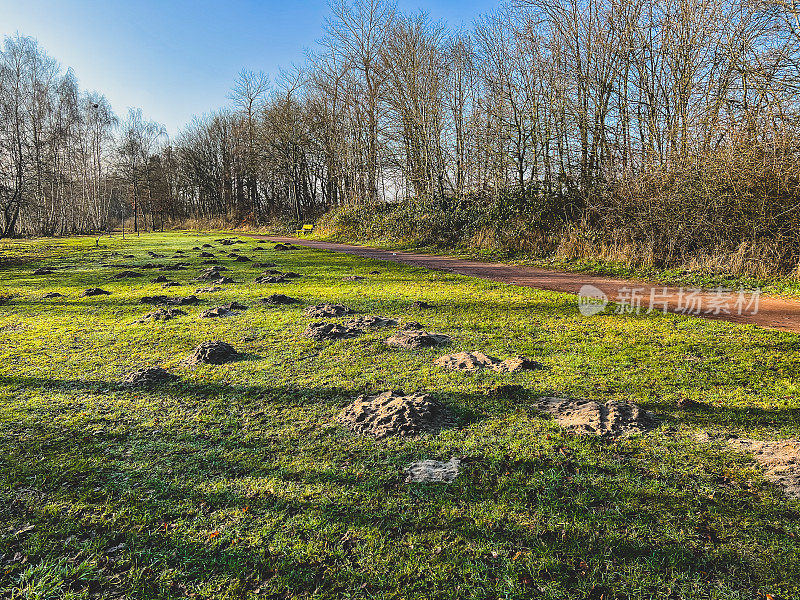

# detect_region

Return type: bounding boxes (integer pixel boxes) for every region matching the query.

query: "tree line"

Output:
[5,0,800,273]
[0,34,169,237]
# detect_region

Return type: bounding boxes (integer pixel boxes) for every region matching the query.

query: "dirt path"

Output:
[250,235,800,333]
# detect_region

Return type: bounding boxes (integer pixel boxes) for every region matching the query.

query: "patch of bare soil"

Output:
[535,397,655,437]
[82,288,110,297]
[122,366,177,386]
[342,275,365,281]
[195,286,223,294]
[114,270,142,279]
[200,252,214,257]
[303,322,363,340]
[405,457,461,483]
[343,315,398,328]
[433,352,499,371]
[412,301,433,309]
[727,438,800,499]
[198,302,248,318]
[42,292,63,298]
[338,391,449,438]
[151,275,169,283]
[260,294,300,305]
[135,308,187,323]
[385,329,451,349]
[187,340,240,364]
[255,274,286,284]
[304,304,353,318]
[140,295,199,306]
[196,266,229,281]
[199,307,232,318]
[159,264,189,271]
[33,268,55,275]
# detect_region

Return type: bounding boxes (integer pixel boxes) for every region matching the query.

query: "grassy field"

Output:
[0,231,799,600]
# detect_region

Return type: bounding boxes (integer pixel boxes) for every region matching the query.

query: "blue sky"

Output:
[1,0,499,136]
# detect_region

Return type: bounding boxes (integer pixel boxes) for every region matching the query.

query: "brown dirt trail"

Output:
[249,235,800,333]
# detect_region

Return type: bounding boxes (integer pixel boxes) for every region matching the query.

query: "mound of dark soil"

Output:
[202,243,213,248]
[196,266,229,281]
[412,301,433,309]
[82,288,111,297]
[343,315,398,328]
[140,295,198,306]
[304,304,352,318]
[33,268,54,275]
[433,352,500,371]
[160,264,188,271]
[162,282,182,288]
[200,252,214,257]
[199,306,232,318]
[433,352,544,373]
[135,307,187,323]
[255,275,286,284]
[151,275,169,283]
[199,302,248,319]
[195,286,223,294]
[342,275,365,281]
[187,340,240,364]
[260,294,300,305]
[42,292,63,298]
[122,366,177,385]
[303,322,363,340]
[536,398,655,437]
[338,391,448,438]
[113,271,143,279]
[385,330,450,349]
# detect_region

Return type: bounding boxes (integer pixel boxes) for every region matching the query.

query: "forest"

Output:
[4,0,800,274]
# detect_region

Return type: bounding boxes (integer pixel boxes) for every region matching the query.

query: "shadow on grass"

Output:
[2,398,797,598]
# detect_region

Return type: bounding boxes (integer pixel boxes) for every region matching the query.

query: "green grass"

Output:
[1,231,799,599]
